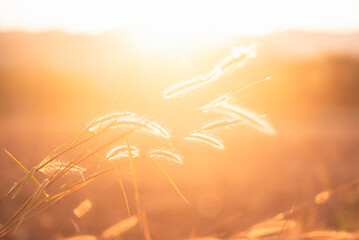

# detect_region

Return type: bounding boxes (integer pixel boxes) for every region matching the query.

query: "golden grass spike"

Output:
[87,112,139,133]
[4,150,48,198]
[101,215,138,239]
[73,199,92,218]
[126,139,142,220]
[50,129,135,186]
[301,230,353,239]
[90,117,141,133]
[88,113,171,139]
[12,168,37,199]
[106,119,152,133]
[151,158,189,205]
[214,44,256,74]
[106,145,140,161]
[87,112,137,132]
[108,119,170,139]
[314,191,330,204]
[201,95,230,111]
[184,133,224,150]
[164,45,255,99]
[148,149,183,164]
[163,71,220,99]
[39,160,86,176]
[37,134,95,170]
[201,119,243,131]
[205,103,275,135]
[146,121,171,139]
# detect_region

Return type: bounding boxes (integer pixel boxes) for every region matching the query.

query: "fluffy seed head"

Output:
[163,71,220,99]
[148,149,183,164]
[39,160,86,176]
[201,118,243,131]
[87,112,170,138]
[184,133,224,150]
[201,94,230,111]
[87,112,137,132]
[163,45,255,99]
[203,102,275,135]
[214,44,256,74]
[106,145,140,161]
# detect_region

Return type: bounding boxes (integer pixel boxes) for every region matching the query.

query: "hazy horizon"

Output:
[1,0,359,36]
[1,2,359,239]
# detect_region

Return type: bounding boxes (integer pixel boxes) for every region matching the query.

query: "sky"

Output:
[0,0,358,36]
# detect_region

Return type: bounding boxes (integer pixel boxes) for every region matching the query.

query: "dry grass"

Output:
[1,43,358,240]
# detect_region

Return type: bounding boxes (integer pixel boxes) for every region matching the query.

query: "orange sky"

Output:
[0,0,358,36]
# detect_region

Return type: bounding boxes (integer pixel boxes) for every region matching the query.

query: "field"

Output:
[1,30,359,239]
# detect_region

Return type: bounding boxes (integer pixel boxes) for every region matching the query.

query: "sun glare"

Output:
[1,0,359,239]
[1,0,358,51]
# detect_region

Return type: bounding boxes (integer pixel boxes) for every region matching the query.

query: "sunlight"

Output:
[0,0,282,35]
[2,0,358,52]
[1,0,359,239]
[1,0,358,36]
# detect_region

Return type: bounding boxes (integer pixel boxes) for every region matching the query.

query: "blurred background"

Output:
[0,1,359,239]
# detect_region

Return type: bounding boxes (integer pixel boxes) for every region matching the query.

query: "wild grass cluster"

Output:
[1,43,354,240]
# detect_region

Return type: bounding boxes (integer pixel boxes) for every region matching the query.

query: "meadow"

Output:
[0,30,359,239]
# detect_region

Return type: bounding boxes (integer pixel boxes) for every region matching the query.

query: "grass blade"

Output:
[12,168,37,199]
[89,149,131,216]
[126,139,141,220]
[0,180,22,203]
[142,211,152,240]
[150,158,189,205]
[15,179,49,231]
[5,149,48,198]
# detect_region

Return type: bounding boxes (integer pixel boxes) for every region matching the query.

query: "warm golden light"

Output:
[1,0,358,35]
[1,1,359,240]
[1,0,358,52]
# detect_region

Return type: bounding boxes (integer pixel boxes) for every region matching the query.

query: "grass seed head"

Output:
[87,112,170,138]
[39,160,86,176]
[148,149,183,164]
[204,102,275,135]
[184,133,224,150]
[106,145,140,161]
[201,118,243,131]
